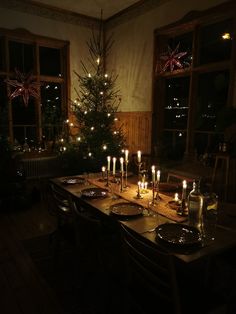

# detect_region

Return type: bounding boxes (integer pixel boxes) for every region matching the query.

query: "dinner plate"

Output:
[62,177,85,185]
[81,187,108,199]
[156,223,202,247]
[110,202,143,218]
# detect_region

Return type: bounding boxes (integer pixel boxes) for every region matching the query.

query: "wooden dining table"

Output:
[50,173,236,265]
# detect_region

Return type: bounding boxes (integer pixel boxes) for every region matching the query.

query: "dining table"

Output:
[50,172,236,265]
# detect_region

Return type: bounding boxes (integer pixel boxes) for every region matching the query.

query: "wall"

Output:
[106,0,229,153]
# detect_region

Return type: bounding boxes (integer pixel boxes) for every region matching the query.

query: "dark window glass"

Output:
[9,41,34,73]
[195,71,229,131]
[0,37,4,70]
[161,130,186,160]
[41,82,62,140]
[199,19,233,64]
[164,77,190,129]
[12,97,36,125]
[39,47,61,76]
[0,76,8,136]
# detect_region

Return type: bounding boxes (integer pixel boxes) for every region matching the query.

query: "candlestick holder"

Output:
[155,181,162,201]
[120,171,124,193]
[177,198,188,216]
[135,183,143,199]
[124,160,129,189]
[151,182,156,206]
[105,170,110,187]
[137,161,142,180]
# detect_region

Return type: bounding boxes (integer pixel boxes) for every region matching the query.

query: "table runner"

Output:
[88,178,187,223]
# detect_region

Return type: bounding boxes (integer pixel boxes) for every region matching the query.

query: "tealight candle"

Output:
[174,193,179,202]
[112,157,116,175]
[137,150,141,163]
[107,156,111,171]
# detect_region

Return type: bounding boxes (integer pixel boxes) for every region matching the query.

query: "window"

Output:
[0,29,69,148]
[153,2,235,162]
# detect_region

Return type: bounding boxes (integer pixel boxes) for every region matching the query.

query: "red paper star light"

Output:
[160,43,187,72]
[5,68,41,107]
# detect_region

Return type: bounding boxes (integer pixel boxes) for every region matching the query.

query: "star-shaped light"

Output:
[5,68,41,107]
[160,43,187,72]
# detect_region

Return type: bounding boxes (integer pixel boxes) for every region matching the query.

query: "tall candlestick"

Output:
[107,156,111,172]
[120,157,124,172]
[112,157,116,176]
[137,150,141,163]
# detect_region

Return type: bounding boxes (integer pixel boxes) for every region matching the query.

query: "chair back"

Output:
[120,224,182,314]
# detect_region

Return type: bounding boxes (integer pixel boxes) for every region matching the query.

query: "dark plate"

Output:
[159,182,180,192]
[81,187,108,199]
[62,177,85,185]
[110,202,143,217]
[156,223,202,247]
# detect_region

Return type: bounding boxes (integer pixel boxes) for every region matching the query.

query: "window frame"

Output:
[0,27,70,144]
[152,1,236,161]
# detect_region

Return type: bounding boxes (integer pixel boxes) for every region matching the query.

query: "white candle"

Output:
[144,182,148,190]
[151,165,155,183]
[112,157,116,175]
[182,180,187,199]
[157,170,160,183]
[174,193,179,202]
[120,157,124,172]
[107,156,111,171]
[102,166,106,172]
[137,150,141,163]
[125,149,129,162]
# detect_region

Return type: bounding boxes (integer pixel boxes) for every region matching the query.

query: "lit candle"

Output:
[182,180,187,199]
[120,157,124,172]
[102,166,106,179]
[144,182,148,190]
[137,150,141,163]
[157,170,160,183]
[174,193,179,202]
[151,165,155,183]
[107,156,111,171]
[112,157,116,175]
[125,149,129,162]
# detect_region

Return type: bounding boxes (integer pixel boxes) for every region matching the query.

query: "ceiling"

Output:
[30,0,142,20]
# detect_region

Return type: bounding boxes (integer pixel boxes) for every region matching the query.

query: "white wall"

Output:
[106,0,229,112]
[0,7,94,101]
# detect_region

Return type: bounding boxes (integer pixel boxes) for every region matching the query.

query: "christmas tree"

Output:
[71,22,125,171]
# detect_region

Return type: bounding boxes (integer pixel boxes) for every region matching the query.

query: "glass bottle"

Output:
[187,181,203,231]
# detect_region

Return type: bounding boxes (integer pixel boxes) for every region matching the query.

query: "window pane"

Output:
[164,77,190,129]
[161,130,186,160]
[39,47,61,76]
[0,37,5,70]
[9,41,34,73]
[0,76,8,136]
[195,71,229,131]
[41,82,62,140]
[199,19,233,64]
[12,97,36,125]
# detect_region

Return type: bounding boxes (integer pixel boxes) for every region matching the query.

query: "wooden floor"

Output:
[0,180,127,314]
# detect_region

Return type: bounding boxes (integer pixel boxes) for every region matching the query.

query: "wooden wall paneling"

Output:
[116,111,152,154]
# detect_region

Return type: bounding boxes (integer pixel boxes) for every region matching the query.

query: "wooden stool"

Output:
[211,153,230,200]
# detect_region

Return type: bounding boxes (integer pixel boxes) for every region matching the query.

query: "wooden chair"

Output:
[120,224,182,314]
[49,183,76,256]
